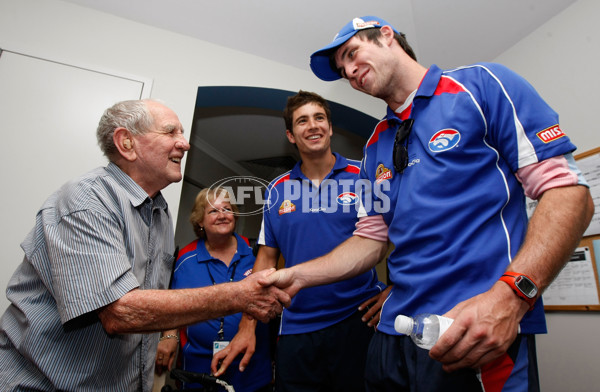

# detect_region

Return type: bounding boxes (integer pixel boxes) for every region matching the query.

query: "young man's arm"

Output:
[262,235,389,297]
[431,184,594,372]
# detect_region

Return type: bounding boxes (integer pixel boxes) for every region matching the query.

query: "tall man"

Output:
[261,17,594,391]
[0,99,289,392]
[213,91,388,391]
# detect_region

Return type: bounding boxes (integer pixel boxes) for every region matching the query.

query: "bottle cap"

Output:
[394,315,413,335]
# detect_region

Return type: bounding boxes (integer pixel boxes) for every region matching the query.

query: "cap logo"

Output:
[353,18,382,31]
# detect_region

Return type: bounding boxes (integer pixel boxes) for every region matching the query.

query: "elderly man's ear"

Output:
[113,127,136,161]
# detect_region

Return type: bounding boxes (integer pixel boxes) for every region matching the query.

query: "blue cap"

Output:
[310,16,399,81]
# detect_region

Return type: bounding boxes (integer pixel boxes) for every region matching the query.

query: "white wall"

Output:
[0,0,385,226]
[0,51,151,312]
[0,0,385,272]
[494,0,600,390]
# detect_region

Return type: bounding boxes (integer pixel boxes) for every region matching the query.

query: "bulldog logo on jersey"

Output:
[375,164,392,184]
[337,192,359,205]
[428,129,461,152]
[278,200,296,215]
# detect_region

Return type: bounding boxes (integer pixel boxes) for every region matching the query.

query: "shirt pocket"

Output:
[157,251,175,289]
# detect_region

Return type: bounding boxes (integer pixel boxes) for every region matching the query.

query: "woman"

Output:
[156,187,273,391]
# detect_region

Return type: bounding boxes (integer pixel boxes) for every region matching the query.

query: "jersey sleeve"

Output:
[257,186,279,248]
[474,63,576,171]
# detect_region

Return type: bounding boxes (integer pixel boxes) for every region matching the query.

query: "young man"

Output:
[261,17,594,392]
[212,91,388,391]
[0,99,289,392]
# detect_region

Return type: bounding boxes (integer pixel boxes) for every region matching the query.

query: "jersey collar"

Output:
[289,152,348,180]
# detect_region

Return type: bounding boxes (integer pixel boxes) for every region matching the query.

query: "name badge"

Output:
[213,340,230,355]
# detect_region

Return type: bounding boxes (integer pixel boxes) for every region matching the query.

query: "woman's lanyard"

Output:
[205,257,239,341]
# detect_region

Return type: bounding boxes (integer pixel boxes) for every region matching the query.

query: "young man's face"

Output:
[334,28,395,98]
[286,102,332,157]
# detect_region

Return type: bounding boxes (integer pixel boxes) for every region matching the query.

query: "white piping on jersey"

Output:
[442,70,514,265]
[173,252,196,274]
[447,64,539,169]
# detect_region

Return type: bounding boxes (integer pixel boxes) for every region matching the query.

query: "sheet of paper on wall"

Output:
[576,152,600,237]
[543,246,600,306]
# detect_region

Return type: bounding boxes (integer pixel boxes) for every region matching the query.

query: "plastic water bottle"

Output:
[394,313,454,350]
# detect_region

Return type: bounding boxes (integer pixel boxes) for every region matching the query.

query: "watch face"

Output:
[515,276,538,298]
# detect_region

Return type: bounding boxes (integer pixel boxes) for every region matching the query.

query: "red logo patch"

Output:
[278,200,296,215]
[536,125,565,143]
[375,164,392,184]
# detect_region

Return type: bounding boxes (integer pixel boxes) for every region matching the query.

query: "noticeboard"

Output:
[543,147,600,311]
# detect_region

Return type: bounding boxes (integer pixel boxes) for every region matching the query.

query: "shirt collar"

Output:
[106,162,168,211]
[414,64,443,98]
[386,64,443,122]
[195,233,252,263]
[289,152,348,180]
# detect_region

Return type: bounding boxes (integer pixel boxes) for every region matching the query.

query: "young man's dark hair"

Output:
[282,90,332,131]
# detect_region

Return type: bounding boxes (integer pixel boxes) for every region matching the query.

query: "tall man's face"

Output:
[334,27,397,99]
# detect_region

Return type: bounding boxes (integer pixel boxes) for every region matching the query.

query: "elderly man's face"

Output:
[131,101,190,197]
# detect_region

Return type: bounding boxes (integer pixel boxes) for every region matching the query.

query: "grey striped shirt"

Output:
[0,162,175,391]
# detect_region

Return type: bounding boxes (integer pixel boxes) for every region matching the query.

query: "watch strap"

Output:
[499,271,538,310]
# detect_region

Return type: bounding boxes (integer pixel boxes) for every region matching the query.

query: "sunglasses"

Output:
[393,118,414,173]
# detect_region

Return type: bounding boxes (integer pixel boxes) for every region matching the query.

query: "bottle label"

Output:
[438,316,454,337]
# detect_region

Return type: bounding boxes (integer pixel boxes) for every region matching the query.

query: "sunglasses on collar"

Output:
[393,118,414,173]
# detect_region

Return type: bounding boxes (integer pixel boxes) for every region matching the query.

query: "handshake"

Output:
[235,267,301,323]
[236,235,384,322]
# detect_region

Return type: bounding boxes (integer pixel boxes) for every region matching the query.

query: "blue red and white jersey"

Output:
[360,63,577,336]
[259,152,385,335]
[171,233,272,391]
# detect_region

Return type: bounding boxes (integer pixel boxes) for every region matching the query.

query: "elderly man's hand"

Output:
[237,268,291,323]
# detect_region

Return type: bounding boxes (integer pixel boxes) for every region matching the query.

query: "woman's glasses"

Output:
[393,119,414,173]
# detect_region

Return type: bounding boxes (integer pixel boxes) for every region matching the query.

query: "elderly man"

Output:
[0,99,289,391]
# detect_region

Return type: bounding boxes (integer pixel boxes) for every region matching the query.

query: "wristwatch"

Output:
[499,271,538,310]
